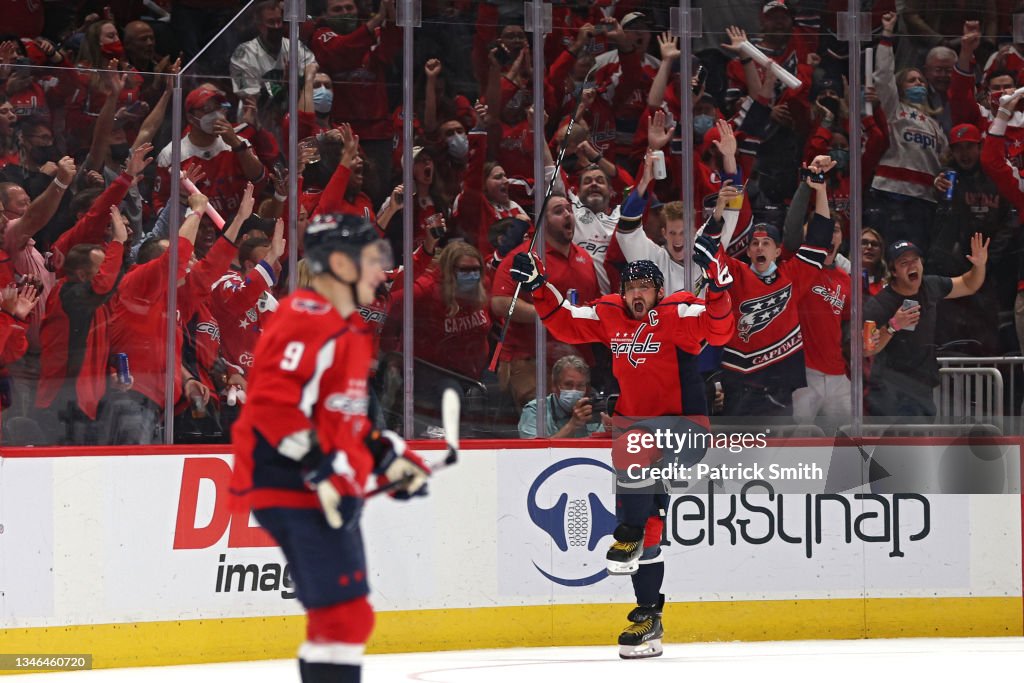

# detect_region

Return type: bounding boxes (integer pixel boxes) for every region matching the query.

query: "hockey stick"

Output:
[366,388,460,498]
[487,67,599,372]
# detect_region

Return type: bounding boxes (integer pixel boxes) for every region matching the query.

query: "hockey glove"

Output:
[510,252,546,292]
[303,451,364,530]
[367,429,432,499]
[693,234,733,292]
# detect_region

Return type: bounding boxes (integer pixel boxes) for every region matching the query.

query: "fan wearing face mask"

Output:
[950,20,1024,172]
[518,355,602,439]
[153,85,267,215]
[66,19,143,152]
[229,0,317,101]
[867,12,949,254]
[310,0,402,206]
[400,241,492,389]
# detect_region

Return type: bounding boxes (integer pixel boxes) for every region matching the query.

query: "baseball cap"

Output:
[700,124,722,157]
[949,123,982,144]
[185,86,226,113]
[401,145,428,169]
[621,12,650,30]
[751,223,781,243]
[812,75,844,98]
[763,0,792,13]
[886,239,923,263]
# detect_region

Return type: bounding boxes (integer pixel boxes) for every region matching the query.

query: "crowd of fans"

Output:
[0,0,1022,445]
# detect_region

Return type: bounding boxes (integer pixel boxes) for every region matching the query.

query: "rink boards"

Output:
[0,440,1022,670]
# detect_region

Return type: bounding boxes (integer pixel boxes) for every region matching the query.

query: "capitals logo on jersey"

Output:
[610,322,662,368]
[325,378,369,416]
[811,284,846,315]
[736,285,792,342]
[196,321,221,342]
[291,298,331,315]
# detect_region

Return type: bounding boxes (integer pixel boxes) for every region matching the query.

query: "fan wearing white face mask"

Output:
[154,85,267,215]
[518,355,604,439]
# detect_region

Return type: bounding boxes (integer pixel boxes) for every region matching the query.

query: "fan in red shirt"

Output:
[36,206,128,444]
[309,123,377,228]
[105,195,205,444]
[781,178,852,421]
[591,13,661,159]
[309,0,401,203]
[409,241,491,382]
[0,282,38,442]
[490,193,601,408]
[452,130,529,259]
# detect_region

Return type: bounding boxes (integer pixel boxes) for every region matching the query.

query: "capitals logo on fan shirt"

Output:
[811,284,846,315]
[610,323,661,368]
[736,285,792,342]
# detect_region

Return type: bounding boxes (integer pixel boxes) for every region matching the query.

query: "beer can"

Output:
[650,150,667,180]
[863,321,877,352]
[943,170,957,201]
[567,288,578,305]
[114,353,130,385]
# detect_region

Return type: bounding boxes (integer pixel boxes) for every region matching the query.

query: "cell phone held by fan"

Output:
[901,298,919,331]
[693,64,707,94]
[800,166,826,184]
[817,94,841,119]
[494,44,514,67]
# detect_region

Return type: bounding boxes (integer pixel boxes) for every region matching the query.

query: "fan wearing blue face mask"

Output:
[518,354,604,439]
[866,11,949,255]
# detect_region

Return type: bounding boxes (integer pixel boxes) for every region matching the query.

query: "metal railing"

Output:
[938,356,1024,419]
[938,367,1004,420]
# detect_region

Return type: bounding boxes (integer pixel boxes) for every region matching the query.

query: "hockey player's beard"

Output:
[628,297,649,320]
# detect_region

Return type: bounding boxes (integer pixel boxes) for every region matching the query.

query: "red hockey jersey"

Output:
[532,283,734,418]
[230,289,377,510]
[209,261,277,374]
[154,126,266,214]
[718,214,832,388]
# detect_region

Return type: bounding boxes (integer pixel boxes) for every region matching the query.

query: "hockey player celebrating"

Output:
[230,213,431,683]
[509,191,737,659]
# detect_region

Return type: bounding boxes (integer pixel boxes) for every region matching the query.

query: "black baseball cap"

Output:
[886,239,923,263]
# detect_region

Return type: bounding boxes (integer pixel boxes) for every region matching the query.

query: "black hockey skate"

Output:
[618,601,664,659]
[606,524,643,575]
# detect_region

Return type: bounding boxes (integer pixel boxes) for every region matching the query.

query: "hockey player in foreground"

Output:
[510,184,737,659]
[230,214,431,683]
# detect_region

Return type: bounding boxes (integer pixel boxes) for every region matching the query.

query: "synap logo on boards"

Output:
[527,457,617,586]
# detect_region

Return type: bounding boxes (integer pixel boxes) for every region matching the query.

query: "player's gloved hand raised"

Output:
[303,451,364,530]
[510,252,546,292]
[367,429,431,499]
[693,234,733,292]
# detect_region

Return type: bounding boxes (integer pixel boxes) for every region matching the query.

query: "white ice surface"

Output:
[7,639,1024,682]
